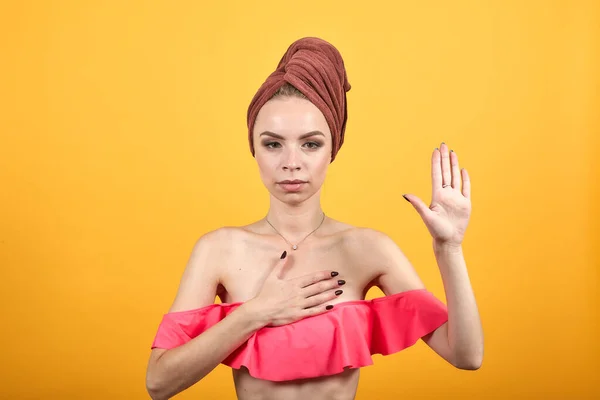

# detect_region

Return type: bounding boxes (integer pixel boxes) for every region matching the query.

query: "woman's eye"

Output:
[304,142,321,149]
[263,141,321,149]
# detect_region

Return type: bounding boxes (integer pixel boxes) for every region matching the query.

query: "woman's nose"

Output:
[282,147,301,171]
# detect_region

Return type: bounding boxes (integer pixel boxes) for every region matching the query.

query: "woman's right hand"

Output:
[246,251,346,327]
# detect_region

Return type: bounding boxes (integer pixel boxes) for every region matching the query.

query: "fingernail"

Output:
[450,149,454,152]
[442,142,445,144]
[335,290,343,296]
[402,195,409,202]
[331,271,339,277]
[326,305,334,310]
[280,251,287,259]
[338,280,346,285]
[435,147,439,151]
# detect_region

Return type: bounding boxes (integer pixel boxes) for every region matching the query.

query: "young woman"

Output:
[146,37,483,400]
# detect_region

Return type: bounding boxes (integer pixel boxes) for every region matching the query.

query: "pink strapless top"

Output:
[150,289,448,382]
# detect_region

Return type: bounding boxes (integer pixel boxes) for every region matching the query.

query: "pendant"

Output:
[292,245,298,250]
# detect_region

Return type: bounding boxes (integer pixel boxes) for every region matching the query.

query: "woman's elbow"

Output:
[146,362,169,400]
[453,353,483,370]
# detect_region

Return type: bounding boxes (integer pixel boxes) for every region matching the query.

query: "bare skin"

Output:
[148,218,427,400]
[222,219,382,400]
[146,216,437,400]
[145,94,483,399]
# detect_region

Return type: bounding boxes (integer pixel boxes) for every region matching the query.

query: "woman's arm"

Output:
[398,142,483,369]
[146,229,344,399]
[146,302,269,400]
[423,240,483,370]
[365,228,483,370]
[145,229,252,399]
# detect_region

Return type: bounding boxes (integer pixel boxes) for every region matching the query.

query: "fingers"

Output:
[301,303,336,318]
[402,194,431,219]
[271,251,290,279]
[462,168,471,199]
[301,276,345,297]
[435,142,465,193]
[440,143,452,188]
[295,270,341,288]
[450,150,461,189]
[302,288,343,309]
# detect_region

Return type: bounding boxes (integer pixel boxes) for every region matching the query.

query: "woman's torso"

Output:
[214,219,383,400]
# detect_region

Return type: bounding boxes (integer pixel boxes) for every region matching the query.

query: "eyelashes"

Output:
[304,142,322,149]
[263,141,323,150]
[263,142,280,149]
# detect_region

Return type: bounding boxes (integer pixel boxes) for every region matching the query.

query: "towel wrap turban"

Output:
[247,37,351,162]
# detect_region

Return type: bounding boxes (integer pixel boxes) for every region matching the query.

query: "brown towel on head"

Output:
[247,37,351,162]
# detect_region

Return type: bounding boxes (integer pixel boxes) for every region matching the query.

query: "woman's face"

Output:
[253,96,332,205]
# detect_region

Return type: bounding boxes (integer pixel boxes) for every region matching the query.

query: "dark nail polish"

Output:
[338,280,345,285]
[435,147,439,150]
[450,149,454,152]
[326,305,334,310]
[402,195,409,202]
[280,251,287,259]
[331,271,339,277]
[335,290,343,296]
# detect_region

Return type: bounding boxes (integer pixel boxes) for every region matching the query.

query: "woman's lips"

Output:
[278,181,307,192]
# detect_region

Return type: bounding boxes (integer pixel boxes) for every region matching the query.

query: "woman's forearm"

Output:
[146,302,268,400]
[433,240,484,368]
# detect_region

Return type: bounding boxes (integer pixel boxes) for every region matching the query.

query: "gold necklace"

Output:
[265,212,326,250]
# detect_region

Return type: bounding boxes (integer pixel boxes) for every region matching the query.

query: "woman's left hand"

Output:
[402,142,472,246]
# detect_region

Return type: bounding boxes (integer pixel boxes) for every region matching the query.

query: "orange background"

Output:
[1,1,598,399]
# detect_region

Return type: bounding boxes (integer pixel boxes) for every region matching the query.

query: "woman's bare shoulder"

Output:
[330,221,406,267]
[195,224,257,243]
[329,219,392,247]
[193,222,270,254]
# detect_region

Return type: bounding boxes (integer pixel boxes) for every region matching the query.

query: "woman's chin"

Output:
[270,190,311,205]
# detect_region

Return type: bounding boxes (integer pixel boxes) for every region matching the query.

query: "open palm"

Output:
[403,142,472,246]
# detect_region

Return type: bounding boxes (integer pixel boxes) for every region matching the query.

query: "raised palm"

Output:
[403,142,472,246]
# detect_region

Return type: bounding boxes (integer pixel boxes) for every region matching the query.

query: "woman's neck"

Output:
[264,195,325,241]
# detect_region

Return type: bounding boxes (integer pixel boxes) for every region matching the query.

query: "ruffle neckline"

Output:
[151,289,448,381]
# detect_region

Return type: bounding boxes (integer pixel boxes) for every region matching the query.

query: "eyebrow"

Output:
[259,131,325,140]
